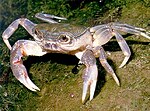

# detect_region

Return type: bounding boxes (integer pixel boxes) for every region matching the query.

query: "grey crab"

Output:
[2,13,150,103]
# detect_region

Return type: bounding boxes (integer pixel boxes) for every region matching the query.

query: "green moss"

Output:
[0,0,150,111]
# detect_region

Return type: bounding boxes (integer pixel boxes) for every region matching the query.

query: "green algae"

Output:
[0,0,150,111]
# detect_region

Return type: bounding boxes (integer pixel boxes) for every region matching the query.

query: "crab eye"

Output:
[59,35,70,43]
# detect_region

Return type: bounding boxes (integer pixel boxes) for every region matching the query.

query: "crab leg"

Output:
[81,49,98,103]
[111,23,150,67]
[112,23,150,39]
[91,23,150,68]
[2,18,37,50]
[10,40,47,91]
[35,13,67,23]
[98,46,120,85]
[112,31,131,68]
[91,26,131,68]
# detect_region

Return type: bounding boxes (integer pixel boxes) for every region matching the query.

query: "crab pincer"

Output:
[81,49,98,103]
[10,40,46,91]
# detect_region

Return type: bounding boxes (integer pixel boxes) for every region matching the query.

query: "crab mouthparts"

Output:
[44,42,58,51]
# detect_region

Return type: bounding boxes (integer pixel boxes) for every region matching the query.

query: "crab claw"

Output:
[81,49,98,103]
[10,48,40,91]
[10,40,47,91]
[11,61,40,91]
[82,65,98,103]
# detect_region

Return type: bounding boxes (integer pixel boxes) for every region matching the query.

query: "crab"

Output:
[2,13,150,103]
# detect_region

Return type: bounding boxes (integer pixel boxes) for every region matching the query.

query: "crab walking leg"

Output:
[81,49,98,103]
[98,46,120,86]
[2,18,37,50]
[112,23,150,39]
[113,31,131,68]
[35,13,67,23]
[10,40,47,91]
